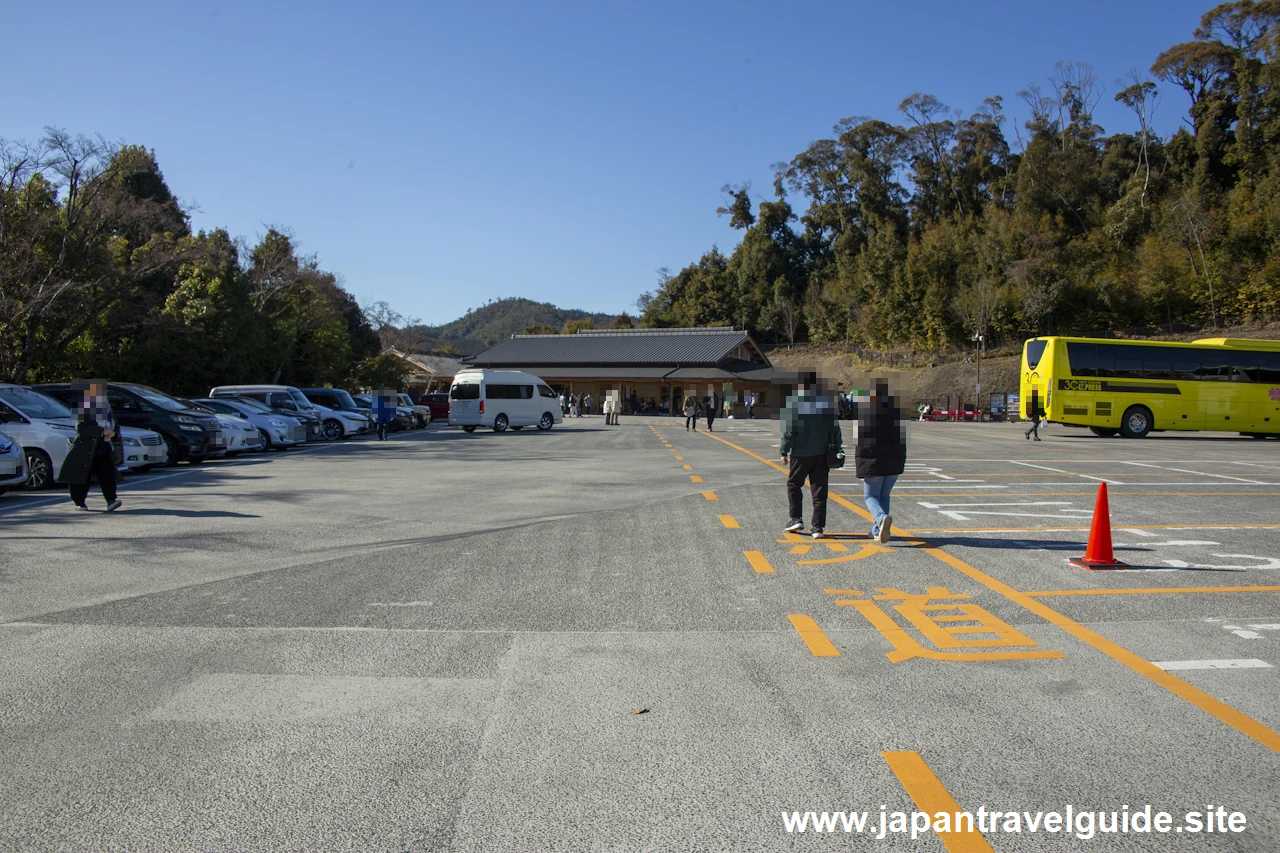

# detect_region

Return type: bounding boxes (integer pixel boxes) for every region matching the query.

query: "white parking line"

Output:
[1153,659,1273,671]
[1120,461,1264,484]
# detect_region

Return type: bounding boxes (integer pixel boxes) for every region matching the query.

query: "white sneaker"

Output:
[810,528,824,539]
[784,519,804,533]
[878,515,892,543]
[106,500,122,512]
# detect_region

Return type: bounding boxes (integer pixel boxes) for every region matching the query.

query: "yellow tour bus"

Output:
[1020,336,1280,439]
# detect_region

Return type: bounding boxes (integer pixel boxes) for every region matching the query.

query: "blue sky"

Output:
[7,1,1211,326]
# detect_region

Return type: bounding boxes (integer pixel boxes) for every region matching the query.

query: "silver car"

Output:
[119,426,166,472]
[190,397,306,450]
[0,430,26,494]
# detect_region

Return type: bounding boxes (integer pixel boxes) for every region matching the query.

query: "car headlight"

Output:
[51,423,76,432]
[268,418,287,427]
[175,415,197,424]
[0,439,11,453]
[124,437,140,446]
[179,424,203,432]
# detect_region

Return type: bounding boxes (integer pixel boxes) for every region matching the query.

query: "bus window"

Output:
[1229,353,1257,382]
[1143,348,1174,380]
[1114,348,1144,379]
[1065,343,1096,376]
[1173,352,1202,381]
[1258,352,1280,383]
[1199,356,1230,381]
[1094,344,1116,377]
[1025,340,1048,369]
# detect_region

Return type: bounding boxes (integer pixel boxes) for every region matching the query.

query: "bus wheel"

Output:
[1120,406,1153,439]
[1089,427,1119,437]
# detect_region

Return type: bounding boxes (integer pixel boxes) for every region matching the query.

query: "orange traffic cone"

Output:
[1069,483,1128,570]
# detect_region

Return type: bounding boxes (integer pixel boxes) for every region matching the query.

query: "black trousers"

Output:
[787,454,829,529]
[705,412,716,431]
[70,450,117,506]
[685,415,698,429]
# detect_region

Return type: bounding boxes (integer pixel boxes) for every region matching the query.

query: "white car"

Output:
[211,412,266,455]
[0,429,26,494]
[312,403,371,441]
[447,370,563,433]
[119,426,166,472]
[0,384,80,489]
[190,397,307,449]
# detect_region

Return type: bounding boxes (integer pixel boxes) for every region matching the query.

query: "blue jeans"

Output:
[862,475,898,532]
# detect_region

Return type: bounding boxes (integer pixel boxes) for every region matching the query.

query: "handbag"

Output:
[826,443,845,469]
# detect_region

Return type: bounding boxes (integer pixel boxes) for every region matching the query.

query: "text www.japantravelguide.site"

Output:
[781,804,1247,840]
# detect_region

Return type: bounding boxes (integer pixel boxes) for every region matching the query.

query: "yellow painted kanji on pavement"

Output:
[825,586,1066,664]
[776,532,895,565]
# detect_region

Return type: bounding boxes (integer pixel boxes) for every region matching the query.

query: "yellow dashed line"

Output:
[745,551,774,574]
[702,491,718,501]
[788,615,840,657]
[719,514,740,529]
[690,475,702,483]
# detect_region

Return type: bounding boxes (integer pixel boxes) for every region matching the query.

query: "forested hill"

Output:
[417,298,617,355]
[637,0,1280,355]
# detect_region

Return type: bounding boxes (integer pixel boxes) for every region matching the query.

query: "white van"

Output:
[448,370,562,432]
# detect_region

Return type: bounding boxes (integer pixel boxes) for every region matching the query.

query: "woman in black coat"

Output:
[59,382,122,511]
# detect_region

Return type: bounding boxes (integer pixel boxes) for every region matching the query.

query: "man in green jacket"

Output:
[780,373,844,539]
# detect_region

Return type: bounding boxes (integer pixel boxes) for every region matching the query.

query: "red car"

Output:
[420,392,450,422]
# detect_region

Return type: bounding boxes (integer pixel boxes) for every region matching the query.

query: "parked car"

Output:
[208,385,324,441]
[447,369,562,432]
[118,426,167,472]
[420,392,450,422]
[190,397,306,450]
[178,399,266,456]
[0,384,122,489]
[38,382,218,466]
[310,403,371,441]
[299,388,374,439]
[395,393,431,427]
[0,429,26,495]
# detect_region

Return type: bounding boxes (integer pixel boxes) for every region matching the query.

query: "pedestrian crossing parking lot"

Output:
[1,415,1278,851]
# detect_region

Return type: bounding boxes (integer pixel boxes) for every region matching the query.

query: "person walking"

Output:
[780,374,842,539]
[704,388,719,433]
[559,391,567,416]
[855,380,907,543]
[372,390,395,440]
[60,380,122,512]
[582,392,593,417]
[570,394,580,418]
[683,395,700,431]
[1024,391,1044,441]
[745,391,756,419]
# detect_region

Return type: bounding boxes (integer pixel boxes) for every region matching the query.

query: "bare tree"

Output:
[1115,71,1161,208]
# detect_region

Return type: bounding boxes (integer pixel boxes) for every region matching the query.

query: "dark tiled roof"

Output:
[472,328,761,367]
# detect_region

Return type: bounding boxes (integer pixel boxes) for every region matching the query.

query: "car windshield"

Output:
[0,387,75,420]
[178,398,215,413]
[127,385,193,413]
[192,399,236,415]
[229,396,273,414]
[288,388,317,410]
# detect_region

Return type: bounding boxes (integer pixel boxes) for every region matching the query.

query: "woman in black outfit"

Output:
[60,381,122,512]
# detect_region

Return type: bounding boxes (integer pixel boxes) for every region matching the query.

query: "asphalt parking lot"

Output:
[1,418,1278,852]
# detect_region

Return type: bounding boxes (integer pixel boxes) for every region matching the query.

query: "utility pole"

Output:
[973,331,984,420]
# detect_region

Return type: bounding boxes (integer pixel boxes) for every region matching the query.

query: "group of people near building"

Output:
[681,389,725,432]
[558,392,593,418]
[781,375,905,542]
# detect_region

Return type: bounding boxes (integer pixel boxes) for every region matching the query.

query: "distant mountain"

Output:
[416,298,618,355]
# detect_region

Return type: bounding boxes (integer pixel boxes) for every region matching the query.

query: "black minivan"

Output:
[37,382,220,465]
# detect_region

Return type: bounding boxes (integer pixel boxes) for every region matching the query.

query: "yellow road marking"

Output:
[690,475,702,483]
[701,429,1280,755]
[683,464,692,470]
[702,491,718,500]
[675,456,684,460]
[745,551,775,574]
[1028,585,1280,597]
[882,751,996,853]
[719,514,740,529]
[788,615,840,657]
